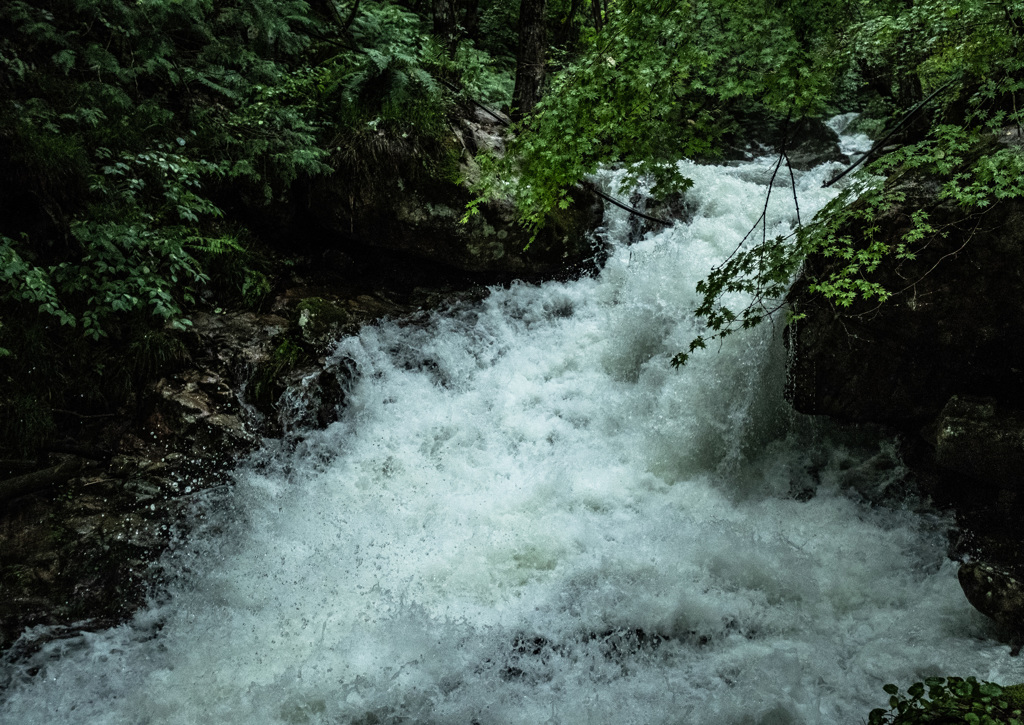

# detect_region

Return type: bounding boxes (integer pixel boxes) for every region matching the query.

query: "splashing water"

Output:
[1,133,1014,725]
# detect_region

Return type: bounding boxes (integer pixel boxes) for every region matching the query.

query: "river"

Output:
[0,119,1015,724]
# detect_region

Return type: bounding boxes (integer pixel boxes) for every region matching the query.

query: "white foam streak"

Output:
[1,134,1015,725]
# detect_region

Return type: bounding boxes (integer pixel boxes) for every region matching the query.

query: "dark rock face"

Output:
[786,176,1024,426]
[783,118,849,170]
[935,396,1024,491]
[0,471,177,652]
[0,313,282,650]
[784,141,1024,636]
[309,109,605,283]
[713,113,849,168]
[937,396,1024,609]
[627,191,695,243]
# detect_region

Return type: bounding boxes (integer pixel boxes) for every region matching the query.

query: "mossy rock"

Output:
[248,338,311,416]
[295,297,353,351]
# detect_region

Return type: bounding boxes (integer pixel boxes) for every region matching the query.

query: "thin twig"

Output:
[725,152,784,263]
[436,78,511,127]
[784,148,801,228]
[583,182,673,226]
[890,212,985,296]
[51,408,117,420]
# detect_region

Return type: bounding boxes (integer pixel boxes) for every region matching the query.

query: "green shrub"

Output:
[869,678,1024,725]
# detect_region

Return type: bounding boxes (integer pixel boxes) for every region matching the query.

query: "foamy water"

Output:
[0,133,1014,724]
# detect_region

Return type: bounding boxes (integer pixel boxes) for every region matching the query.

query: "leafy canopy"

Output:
[471,0,1024,365]
[0,0,493,452]
[471,0,859,230]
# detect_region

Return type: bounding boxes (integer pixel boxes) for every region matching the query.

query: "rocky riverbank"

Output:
[0,268,573,651]
[0,105,607,651]
[786,127,1024,652]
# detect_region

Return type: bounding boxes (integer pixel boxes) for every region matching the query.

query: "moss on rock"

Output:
[296,297,353,351]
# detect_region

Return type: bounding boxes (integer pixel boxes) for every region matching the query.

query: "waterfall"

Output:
[0,132,1014,725]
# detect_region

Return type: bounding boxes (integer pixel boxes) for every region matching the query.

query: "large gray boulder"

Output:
[785,161,1024,426]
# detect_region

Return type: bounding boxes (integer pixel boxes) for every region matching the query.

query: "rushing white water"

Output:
[1,137,1016,725]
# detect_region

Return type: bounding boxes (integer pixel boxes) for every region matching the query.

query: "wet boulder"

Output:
[934,396,1024,579]
[958,561,1024,654]
[296,297,356,352]
[627,190,695,243]
[785,166,1024,426]
[151,371,257,459]
[312,173,603,282]
[457,106,510,157]
[784,117,849,170]
[713,113,848,168]
[0,466,186,651]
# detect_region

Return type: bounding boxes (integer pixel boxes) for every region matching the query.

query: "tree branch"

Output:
[0,457,97,507]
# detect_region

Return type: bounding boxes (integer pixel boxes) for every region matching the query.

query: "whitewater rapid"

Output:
[0,125,1015,724]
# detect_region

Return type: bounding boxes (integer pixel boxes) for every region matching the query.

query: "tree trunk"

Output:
[553,0,583,51]
[512,0,547,122]
[897,72,930,141]
[433,0,458,55]
[591,0,603,32]
[0,457,93,507]
[462,0,481,40]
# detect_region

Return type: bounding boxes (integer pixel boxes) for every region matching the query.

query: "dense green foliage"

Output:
[870,678,1024,724]
[3,0,1022,445]
[473,0,858,227]
[0,0,519,454]
[684,0,1024,364]
[0,0,324,451]
[0,0,455,341]
[469,0,1024,365]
